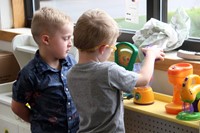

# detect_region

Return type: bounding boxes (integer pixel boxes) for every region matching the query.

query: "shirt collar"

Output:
[34,50,70,73]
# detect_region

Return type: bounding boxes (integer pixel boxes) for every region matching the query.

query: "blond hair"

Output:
[31,7,72,44]
[74,9,120,52]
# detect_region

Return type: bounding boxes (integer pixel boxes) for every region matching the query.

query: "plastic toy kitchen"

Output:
[124,62,200,133]
[0,34,78,133]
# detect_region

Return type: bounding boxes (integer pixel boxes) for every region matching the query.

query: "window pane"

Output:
[40,0,146,31]
[168,0,200,38]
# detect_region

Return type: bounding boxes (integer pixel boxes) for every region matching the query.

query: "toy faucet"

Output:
[165,63,193,114]
[176,74,200,121]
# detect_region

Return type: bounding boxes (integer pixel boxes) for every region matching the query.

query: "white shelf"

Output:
[16,45,38,54]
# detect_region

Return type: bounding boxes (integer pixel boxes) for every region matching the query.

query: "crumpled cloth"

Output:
[132,8,191,61]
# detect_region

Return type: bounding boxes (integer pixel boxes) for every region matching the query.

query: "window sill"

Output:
[155,51,200,75]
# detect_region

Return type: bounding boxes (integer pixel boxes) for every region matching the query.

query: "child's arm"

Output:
[136,46,165,87]
[11,99,31,123]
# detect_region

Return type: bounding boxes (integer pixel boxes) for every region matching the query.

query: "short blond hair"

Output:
[31,7,72,44]
[74,9,120,52]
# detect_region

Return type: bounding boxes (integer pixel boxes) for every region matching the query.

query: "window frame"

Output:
[24,0,40,27]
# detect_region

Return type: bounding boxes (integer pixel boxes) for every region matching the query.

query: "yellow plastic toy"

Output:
[177,74,200,121]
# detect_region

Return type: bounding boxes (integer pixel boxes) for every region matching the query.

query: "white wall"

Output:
[151,70,173,95]
[0,0,13,29]
[0,40,12,52]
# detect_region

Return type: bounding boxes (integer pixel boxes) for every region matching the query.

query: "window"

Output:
[39,0,147,43]
[167,0,200,51]
[25,0,200,51]
[39,0,146,31]
[168,0,200,39]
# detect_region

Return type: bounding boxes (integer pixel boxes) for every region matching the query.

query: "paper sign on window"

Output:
[125,0,139,24]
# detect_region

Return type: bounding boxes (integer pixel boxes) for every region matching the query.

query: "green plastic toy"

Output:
[176,111,200,121]
[115,42,138,71]
[115,42,138,99]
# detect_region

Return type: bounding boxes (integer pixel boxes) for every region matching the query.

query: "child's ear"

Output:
[98,45,106,54]
[41,35,49,45]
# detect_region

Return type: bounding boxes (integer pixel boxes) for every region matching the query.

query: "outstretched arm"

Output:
[136,46,165,87]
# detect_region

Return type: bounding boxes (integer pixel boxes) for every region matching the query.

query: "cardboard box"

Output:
[0,51,20,84]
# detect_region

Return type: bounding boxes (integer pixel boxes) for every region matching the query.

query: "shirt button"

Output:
[69,117,72,120]
[68,102,71,106]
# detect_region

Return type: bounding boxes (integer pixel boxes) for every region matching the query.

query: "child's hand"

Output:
[141,45,165,61]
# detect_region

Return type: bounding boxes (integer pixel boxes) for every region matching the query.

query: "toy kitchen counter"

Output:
[123,92,200,133]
